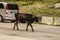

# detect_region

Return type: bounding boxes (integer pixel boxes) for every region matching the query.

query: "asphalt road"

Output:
[0,22,60,40]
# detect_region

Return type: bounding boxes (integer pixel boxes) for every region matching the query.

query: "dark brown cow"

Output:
[13,13,38,32]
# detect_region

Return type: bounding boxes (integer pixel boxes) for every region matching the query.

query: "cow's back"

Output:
[15,13,34,23]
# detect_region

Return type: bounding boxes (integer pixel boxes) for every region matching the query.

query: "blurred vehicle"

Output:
[0,2,19,22]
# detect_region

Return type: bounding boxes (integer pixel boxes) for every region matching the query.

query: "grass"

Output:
[4,1,60,17]
[15,1,60,17]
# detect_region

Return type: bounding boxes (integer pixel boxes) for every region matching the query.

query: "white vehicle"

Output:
[0,2,19,22]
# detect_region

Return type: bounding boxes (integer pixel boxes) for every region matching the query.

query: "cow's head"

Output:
[33,16,39,22]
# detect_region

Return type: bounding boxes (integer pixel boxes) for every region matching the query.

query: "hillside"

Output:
[15,0,60,16]
[0,0,60,16]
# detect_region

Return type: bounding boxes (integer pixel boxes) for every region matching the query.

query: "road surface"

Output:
[0,22,60,40]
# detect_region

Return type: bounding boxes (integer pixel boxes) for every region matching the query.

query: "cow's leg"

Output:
[13,22,16,29]
[16,21,19,30]
[26,23,29,31]
[26,23,34,32]
[13,21,19,30]
[29,23,34,32]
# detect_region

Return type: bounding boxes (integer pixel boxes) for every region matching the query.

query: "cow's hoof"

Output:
[32,30,34,32]
[26,29,28,31]
[17,29,19,30]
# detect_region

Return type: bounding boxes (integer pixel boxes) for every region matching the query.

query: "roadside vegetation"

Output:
[0,0,60,16]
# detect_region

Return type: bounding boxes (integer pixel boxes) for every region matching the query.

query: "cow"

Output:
[13,13,38,32]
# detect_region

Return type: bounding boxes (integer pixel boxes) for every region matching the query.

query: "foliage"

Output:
[0,0,60,16]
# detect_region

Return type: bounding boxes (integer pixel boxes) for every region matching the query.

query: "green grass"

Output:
[15,1,60,17]
[3,0,60,17]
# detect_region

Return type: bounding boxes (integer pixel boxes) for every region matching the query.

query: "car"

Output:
[0,2,19,22]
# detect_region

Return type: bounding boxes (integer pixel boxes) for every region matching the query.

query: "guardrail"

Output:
[38,16,60,25]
